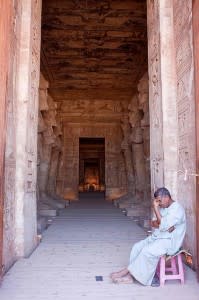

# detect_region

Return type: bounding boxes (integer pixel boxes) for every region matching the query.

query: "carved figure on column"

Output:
[120,115,136,201]
[128,94,147,204]
[137,73,151,201]
[37,74,66,210]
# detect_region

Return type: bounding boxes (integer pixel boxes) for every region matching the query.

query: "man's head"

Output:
[154,187,172,208]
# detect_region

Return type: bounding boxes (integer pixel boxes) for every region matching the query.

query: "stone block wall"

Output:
[147,0,197,264]
[173,0,197,261]
[3,0,42,272]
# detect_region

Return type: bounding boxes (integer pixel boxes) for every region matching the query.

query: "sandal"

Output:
[151,275,160,287]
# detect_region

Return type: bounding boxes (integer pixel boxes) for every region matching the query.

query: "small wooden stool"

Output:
[157,253,185,287]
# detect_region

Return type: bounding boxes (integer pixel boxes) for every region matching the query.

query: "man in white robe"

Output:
[110,187,186,286]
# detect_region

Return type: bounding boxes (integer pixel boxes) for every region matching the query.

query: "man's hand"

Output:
[153,198,160,209]
[153,197,162,225]
[151,220,159,228]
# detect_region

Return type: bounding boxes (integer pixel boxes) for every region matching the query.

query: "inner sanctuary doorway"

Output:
[79,138,105,193]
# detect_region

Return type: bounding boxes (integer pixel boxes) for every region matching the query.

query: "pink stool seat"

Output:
[157,253,185,286]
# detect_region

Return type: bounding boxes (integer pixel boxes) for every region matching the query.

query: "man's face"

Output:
[158,195,170,208]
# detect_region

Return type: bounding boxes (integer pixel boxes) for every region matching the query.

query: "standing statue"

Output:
[128,94,147,203]
[37,74,66,210]
[137,73,151,201]
[116,115,136,205]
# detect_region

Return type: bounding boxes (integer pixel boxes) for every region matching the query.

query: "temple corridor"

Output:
[0,193,198,300]
[1,0,199,289]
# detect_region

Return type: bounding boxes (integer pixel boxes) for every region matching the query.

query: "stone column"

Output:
[56,152,64,197]
[128,95,147,203]
[120,116,135,200]
[193,0,199,277]
[173,0,196,264]
[38,141,52,202]
[38,75,65,210]
[147,0,178,198]
[47,147,60,197]
[137,73,151,201]
[0,0,13,275]
[14,0,42,257]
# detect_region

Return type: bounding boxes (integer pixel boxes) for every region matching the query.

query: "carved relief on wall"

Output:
[60,100,124,114]
[173,0,196,260]
[37,73,66,210]
[24,0,42,195]
[3,0,18,270]
[147,0,164,191]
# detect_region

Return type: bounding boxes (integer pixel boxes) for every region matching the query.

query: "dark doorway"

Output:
[79,138,105,192]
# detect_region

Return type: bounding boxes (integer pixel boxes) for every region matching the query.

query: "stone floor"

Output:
[0,192,198,300]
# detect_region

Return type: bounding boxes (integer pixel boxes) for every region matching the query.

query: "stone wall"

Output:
[193,0,199,277]
[14,0,42,258]
[3,0,42,271]
[147,0,197,263]
[1,0,15,274]
[173,0,197,262]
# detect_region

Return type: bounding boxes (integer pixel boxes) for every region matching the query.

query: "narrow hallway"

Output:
[0,193,198,300]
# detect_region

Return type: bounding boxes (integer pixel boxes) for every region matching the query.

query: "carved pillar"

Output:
[38,74,65,209]
[47,147,60,197]
[193,0,199,280]
[121,116,135,197]
[56,152,64,197]
[147,0,178,197]
[38,142,52,200]
[137,74,151,200]
[0,0,13,276]
[38,75,50,205]
[14,0,42,257]
[173,0,196,265]
[128,95,146,203]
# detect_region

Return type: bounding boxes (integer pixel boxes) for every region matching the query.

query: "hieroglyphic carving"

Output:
[147,0,164,191]
[61,100,124,114]
[38,73,65,209]
[173,0,196,260]
[3,0,20,270]
[120,116,135,196]
[137,74,151,201]
[128,92,149,204]
[24,0,42,195]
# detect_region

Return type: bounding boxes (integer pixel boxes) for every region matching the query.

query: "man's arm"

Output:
[153,199,162,224]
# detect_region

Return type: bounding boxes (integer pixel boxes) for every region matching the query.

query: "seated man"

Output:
[110,187,186,286]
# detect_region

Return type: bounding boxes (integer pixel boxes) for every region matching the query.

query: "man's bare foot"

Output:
[110,268,129,279]
[113,274,134,284]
